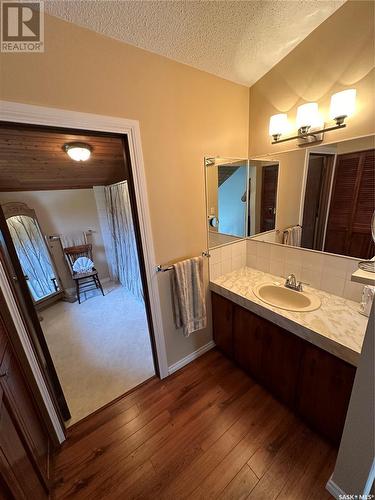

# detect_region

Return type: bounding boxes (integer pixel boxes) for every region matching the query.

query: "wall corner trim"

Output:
[168,340,215,375]
[326,476,347,499]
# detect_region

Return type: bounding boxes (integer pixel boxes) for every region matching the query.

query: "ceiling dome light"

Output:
[330,89,356,125]
[64,142,92,162]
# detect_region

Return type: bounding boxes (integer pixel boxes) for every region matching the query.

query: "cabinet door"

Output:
[261,322,303,407]
[0,384,47,499]
[1,347,50,481]
[296,343,356,444]
[211,293,233,358]
[233,305,263,380]
[233,306,303,407]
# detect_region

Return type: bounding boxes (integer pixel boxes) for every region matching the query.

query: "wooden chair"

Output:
[63,244,104,304]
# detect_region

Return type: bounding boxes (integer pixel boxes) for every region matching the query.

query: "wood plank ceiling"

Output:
[0,125,125,191]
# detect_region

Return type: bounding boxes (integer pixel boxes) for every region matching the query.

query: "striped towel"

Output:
[283,225,302,247]
[171,256,207,337]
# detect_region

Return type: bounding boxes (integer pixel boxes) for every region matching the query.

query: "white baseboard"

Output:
[168,340,216,375]
[326,476,347,499]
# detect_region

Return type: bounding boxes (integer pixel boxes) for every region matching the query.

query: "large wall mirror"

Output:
[2,202,63,305]
[251,134,375,260]
[205,157,280,249]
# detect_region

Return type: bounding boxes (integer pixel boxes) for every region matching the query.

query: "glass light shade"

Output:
[329,89,356,120]
[296,102,319,129]
[269,113,288,137]
[65,143,92,161]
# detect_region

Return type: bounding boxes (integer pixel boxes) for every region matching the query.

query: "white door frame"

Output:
[0,100,169,440]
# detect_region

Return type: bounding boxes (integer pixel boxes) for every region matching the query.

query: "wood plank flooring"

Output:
[53,349,336,499]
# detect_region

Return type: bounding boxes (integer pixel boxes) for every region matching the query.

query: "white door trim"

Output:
[0,100,169,439]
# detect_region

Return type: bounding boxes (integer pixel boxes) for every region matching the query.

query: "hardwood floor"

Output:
[53,349,336,499]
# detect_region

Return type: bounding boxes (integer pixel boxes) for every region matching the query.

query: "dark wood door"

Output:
[324,149,375,258]
[296,342,356,445]
[301,156,324,249]
[211,293,233,358]
[0,208,70,421]
[0,336,50,499]
[260,165,278,233]
[1,347,49,480]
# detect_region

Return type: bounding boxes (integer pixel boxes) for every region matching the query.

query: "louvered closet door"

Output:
[324,149,375,259]
[350,150,375,257]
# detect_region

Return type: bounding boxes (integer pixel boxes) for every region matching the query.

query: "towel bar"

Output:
[156,251,210,272]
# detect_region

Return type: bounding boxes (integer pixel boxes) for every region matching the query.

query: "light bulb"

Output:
[330,89,356,125]
[64,143,92,162]
[296,103,320,132]
[269,113,288,141]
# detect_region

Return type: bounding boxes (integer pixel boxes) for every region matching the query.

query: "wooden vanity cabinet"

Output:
[296,343,356,444]
[211,292,234,359]
[232,305,303,406]
[212,292,356,444]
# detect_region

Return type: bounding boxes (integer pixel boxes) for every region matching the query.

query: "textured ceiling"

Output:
[45,0,345,86]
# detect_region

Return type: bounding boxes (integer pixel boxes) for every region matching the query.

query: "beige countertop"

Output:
[210,266,368,366]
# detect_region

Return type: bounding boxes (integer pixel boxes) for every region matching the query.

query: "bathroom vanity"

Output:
[210,267,367,445]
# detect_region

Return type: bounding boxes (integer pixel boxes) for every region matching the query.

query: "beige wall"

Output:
[268,149,306,239]
[249,0,375,157]
[0,14,249,366]
[206,166,219,222]
[0,189,110,290]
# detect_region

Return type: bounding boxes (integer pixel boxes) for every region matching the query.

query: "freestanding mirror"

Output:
[2,202,63,306]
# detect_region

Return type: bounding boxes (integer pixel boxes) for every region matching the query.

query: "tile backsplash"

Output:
[246,239,364,302]
[209,239,365,303]
[209,240,246,280]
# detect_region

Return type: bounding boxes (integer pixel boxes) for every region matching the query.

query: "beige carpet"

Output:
[40,282,155,426]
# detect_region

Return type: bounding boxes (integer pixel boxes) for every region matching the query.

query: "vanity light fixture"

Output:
[63,142,92,161]
[269,88,356,146]
[330,89,357,126]
[296,102,320,134]
[269,113,289,142]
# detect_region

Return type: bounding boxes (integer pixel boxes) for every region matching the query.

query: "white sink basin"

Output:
[253,283,321,312]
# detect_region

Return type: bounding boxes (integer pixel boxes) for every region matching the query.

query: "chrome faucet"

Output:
[285,274,304,292]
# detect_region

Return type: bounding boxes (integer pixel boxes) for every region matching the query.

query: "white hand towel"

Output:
[283,225,302,247]
[60,231,87,249]
[171,256,207,337]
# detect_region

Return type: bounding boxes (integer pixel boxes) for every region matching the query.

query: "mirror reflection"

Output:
[205,157,280,249]
[251,135,375,260]
[4,204,61,303]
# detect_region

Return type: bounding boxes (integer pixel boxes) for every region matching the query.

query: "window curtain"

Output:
[94,181,143,301]
[7,215,56,301]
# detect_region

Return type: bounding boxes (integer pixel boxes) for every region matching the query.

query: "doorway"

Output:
[0,123,157,425]
[301,153,335,251]
[260,164,279,233]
